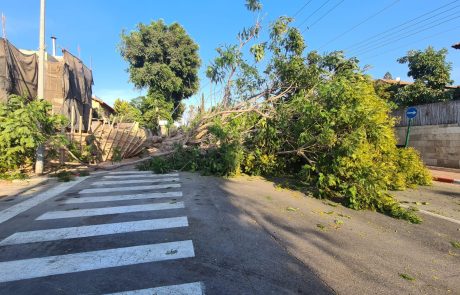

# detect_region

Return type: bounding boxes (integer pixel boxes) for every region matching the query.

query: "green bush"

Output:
[138,157,172,174]
[0,95,66,178]
[53,170,75,182]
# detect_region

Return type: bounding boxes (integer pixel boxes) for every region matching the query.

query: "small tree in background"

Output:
[119,20,201,120]
[131,95,174,130]
[383,72,393,79]
[113,99,142,123]
[395,46,454,106]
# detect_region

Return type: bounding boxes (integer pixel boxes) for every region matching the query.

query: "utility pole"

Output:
[35,0,46,175]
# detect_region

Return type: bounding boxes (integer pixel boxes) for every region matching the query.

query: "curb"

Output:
[94,151,173,171]
[433,176,460,185]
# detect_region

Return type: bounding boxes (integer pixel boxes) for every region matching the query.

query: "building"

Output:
[92,96,115,120]
[376,78,460,90]
[0,38,93,131]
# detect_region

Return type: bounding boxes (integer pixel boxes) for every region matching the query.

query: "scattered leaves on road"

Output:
[316,223,326,231]
[286,206,299,212]
[334,219,344,225]
[337,213,351,219]
[166,249,178,255]
[323,201,338,207]
[399,273,416,281]
[450,241,460,249]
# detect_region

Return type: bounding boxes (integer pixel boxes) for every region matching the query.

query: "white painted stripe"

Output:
[104,173,179,179]
[36,202,185,220]
[0,217,188,246]
[65,192,183,204]
[91,177,180,186]
[0,240,195,283]
[105,282,204,295]
[79,183,181,194]
[0,177,89,225]
[108,171,154,175]
[400,204,460,225]
[419,209,460,225]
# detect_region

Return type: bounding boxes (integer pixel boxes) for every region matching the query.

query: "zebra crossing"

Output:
[0,170,204,294]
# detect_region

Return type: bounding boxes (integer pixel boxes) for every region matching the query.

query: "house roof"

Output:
[92,96,115,113]
[377,78,460,90]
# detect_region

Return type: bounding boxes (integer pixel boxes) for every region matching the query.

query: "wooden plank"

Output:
[111,123,128,162]
[70,104,75,140]
[127,134,147,158]
[100,118,117,161]
[79,115,83,153]
[119,122,138,159]
[104,117,123,162]
[124,129,145,158]
[121,123,139,159]
[88,108,93,133]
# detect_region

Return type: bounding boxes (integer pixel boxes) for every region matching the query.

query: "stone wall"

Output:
[395,124,460,168]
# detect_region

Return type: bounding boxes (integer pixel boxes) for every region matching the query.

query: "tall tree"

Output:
[119,20,201,119]
[394,46,453,106]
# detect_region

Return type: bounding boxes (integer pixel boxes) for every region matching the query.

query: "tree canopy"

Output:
[393,46,454,106]
[119,20,201,118]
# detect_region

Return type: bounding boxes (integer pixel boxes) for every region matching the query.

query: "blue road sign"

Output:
[406,107,417,119]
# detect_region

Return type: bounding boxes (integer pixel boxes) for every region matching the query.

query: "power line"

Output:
[345,0,459,49]
[318,0,400,50]
[345,0,460,50]
[302,0,345,32]
[353,13,460,56]
[293,0,314,18]
[297,0,333,29]
[362,25,460,59]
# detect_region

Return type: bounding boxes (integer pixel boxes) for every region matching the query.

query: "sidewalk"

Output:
[0,177,49,199]
[428,166,460,184]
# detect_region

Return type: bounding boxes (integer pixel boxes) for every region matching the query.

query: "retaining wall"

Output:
[395,124,460,168]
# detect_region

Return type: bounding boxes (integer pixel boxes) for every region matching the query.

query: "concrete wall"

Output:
[395,124,460,168]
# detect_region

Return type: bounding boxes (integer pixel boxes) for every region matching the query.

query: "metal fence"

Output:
[392,100,460,127]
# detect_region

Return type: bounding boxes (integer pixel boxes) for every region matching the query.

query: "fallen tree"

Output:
[140,1,431,223]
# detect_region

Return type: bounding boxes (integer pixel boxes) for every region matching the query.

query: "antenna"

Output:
[1,13,6,39]
[50,36,56,56]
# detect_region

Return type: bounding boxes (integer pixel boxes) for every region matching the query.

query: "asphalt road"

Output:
[0,169,333,294]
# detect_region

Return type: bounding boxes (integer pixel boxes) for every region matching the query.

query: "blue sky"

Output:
[2,0,459,107]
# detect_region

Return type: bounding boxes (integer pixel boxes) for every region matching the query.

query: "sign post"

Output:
[404,107,417,148]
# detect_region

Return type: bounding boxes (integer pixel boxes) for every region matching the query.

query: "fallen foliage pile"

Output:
[140,2,431,223]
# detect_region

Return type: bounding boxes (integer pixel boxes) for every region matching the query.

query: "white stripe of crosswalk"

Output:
[65,191,183,204]
[91,177,180,186]
[36,202,184,220]
[0,177,89,225]
[103,173,179,179]
[107,171,155,175]
[79,183,181,194]
[105,282,204,295]
[0,217,188,246]
[0,240,195,283]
